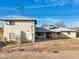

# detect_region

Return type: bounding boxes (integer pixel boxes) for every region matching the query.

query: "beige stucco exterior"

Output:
[36,31,76,39]
[2,19,76,42]
[3,20,36,43]
[52,32,76,39]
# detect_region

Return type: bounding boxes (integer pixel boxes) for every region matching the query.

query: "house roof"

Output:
[35,27,76,32]
[2,19,37,24]
[50,27,76,32]
[35,27,50,32]
[0,15,37,24]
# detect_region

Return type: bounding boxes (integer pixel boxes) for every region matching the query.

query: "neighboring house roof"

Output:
[36,27,76,32]
[50,27,76,32]
[35,27,50,32]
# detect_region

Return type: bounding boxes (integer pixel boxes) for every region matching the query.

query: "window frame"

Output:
[9,33,15,39]
[9,21,15,25]
[37,32,44,36]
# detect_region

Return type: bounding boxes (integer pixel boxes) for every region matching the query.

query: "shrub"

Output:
[8,40,16,45]
[0,40,16,47]
[0,41,7,47]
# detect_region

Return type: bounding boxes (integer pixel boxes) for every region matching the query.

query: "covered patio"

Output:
[35,27,76,41]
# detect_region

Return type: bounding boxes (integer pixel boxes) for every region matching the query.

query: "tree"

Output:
[55,21,65,28]
[42,21,65,29]
[42,23,49,27]
[73,26,79,31]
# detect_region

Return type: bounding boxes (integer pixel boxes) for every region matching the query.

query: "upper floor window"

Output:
[9,21,15,25]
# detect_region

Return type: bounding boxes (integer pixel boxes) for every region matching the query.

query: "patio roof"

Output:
[50,27,76,32]
[35,27,50,32]
[35,27,76,32]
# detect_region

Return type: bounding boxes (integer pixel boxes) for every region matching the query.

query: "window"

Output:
[9,33,15,39]
[37,33,43,36]
[9,21,15,25]
[67,32,71,35]
[57,32,60,35]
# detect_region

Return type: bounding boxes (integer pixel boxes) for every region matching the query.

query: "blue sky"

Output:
[0,0,79,27]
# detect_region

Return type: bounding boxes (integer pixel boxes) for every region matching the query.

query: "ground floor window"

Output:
[76,32,79,37]
[37,32,44,36]
[46,32,52,38]
[9,33,15,39]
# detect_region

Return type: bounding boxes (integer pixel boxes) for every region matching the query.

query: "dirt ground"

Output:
[0,51,79,59]
[1,39,79,59]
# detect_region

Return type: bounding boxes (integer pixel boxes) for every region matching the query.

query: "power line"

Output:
[8,0,22,7]
[0,14,79,16]
[8,0,25,16]
[0,4,63,9]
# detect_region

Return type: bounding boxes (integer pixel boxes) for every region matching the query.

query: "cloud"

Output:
[34,0,69,7]
[44,18,61,22]
[34,17,62,26]
[72,22,79,27]
[68,21,79,28]
[0,15,35,20]
[73,0,79,5]
[35,17,61,22]
[34,0,79,7]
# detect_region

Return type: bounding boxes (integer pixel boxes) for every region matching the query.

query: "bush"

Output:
[0,41,7,47]
[0,40,16,47]
[8,40,16,45]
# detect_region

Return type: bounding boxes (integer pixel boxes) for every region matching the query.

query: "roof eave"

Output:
[1,19,37,24]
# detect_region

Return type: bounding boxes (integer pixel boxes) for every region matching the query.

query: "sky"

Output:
[0,0,79,27]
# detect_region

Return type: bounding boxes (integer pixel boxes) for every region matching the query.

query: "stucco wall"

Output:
[52,32,76,39]
[52,33,59,39]
[36,32,76,39]
[61,32,76,38]
[3,20,35,42]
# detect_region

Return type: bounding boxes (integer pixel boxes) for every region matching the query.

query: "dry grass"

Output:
[5,39,79,51]
[1,39,79,59]
[34,39,79,50]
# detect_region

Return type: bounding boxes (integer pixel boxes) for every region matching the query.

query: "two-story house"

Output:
[2,19,36,43]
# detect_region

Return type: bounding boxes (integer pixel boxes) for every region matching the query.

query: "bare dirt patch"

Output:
[1,39,79,59]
